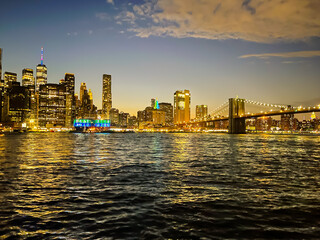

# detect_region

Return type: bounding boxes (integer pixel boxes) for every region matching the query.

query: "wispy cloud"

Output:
[67,32,78,36]
[96,12,110,21]
[106,0,114,5]
[120,0,320,43]
[239,51,320,59]
[115,11,136,25]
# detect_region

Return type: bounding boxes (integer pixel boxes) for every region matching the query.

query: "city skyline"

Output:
[1,0,320,117]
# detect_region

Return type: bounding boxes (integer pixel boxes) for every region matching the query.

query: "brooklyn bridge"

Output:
[177,98,320,134]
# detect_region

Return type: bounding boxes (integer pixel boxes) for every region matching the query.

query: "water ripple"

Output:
[0,133,319,239]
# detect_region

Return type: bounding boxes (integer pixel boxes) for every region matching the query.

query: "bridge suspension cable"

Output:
[209,101,229,117]
[244,99,292,109]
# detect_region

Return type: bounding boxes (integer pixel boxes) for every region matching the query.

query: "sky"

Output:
[1,0,320,117]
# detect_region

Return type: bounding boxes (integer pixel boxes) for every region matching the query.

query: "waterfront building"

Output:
[4,72,17,89]
[119,112,129,128]
[151,98,156,108]
[36,48,47,91]
[80,82,86,104]
[74,93,81,117]
[0,48,2,80]
[38,84,66,128]
[159,102,173,125]
[174,90,191,124]
[36,64,47,90]
[137,100,168,128]
[128,116,138,128]
[280,113,294,131]
[22,68,35,86]
[64,73,75,127]
[152,109,166,126]
[137,110,145,123]
[2,83,30,127]
[145,107,153,122]
[196,105,208,120]
[64,73,75,96]
[102,74,112,119]
[110,108,119,126]
[150,99,165,126]
[0,80,4,121]
[26,84,37,129]
[88,89,93,109]
[79,87,92,118]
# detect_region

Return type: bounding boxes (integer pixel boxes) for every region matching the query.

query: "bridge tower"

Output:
[228,98,246,134]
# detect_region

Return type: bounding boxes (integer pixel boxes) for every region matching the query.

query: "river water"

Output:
[0,133,319,239]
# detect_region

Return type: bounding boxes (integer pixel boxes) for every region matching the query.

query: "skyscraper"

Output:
[22,68,35,86]
[174,90,191,124]
[88,89,93,108]
[0,48,2,80]
[80,82,87,104]
[4,72,17,89]
[38,84,66,127]
[102,74,112,119]
[64,73,75,128]
[159,102,173,125]
[36,48,47,91]
[64,73,75,96]
[196,105,208,120]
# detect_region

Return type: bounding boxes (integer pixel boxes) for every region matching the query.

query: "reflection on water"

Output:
[0,133,319,239]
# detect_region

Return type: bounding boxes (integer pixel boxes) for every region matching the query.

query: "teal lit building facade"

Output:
[73,119,111,128]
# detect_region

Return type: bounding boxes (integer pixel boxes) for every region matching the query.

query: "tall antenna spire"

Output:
[41,47,44,65]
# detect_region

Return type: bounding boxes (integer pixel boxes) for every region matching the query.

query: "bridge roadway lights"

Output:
[228,98,246,134]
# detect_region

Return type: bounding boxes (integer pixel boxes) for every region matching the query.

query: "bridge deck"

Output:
[188,108,320,125]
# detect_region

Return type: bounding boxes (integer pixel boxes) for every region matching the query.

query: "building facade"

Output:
[36,64,47,91]
[174,90,191,124]
[102,74,112,119]
[22,68,35,86]
[196,105,208,120]
[64,73,75,127]
[38,84,66,128]
[4,72,17,89]
[0,48,2,80]
[110,108,119,126]
[2,84,30,126]
[159,102,173,125]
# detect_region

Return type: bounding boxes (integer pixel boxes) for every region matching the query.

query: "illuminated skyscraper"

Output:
[102,74,112,119]
[159,102,173,125]
[64,73,75,96]
[196,105,208,120]
[36,48,47,91]
[174,90,191,124]
[80,82,87,104]
[38,84,66,127]
[64,73,75,127]
[0,48,2,80]
[22,68,35,86]
[88,89,93,108]
[110,108,119,126]
[22,69,36,127]
[4,72,17,89]
[4,84,30,124]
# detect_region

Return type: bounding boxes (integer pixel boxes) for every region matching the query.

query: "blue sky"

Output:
[1,0,320,117]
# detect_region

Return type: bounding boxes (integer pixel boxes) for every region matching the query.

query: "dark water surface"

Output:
[0,133,319,239]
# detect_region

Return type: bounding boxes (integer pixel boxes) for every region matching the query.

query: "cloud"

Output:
[106,0,114,5]
[115,11,136,25]
[67,32,78,36]
[239,51,320,59]
[96,12,110,21]
[124,0,320,43]
[88,30,93,35]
